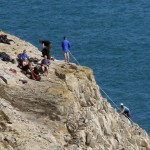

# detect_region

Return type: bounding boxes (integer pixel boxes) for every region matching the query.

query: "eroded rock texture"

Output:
[0,30,150,150]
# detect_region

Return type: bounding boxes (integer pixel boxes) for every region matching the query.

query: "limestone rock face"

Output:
[0,30,150,150]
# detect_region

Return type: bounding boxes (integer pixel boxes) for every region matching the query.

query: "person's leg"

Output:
[47,51,50,60]
[124,111,130,118]
[127,111,130,118]
[63,52,67,62]
[41,66,45,74]
[45,66,49,76]
[66,52,69,63]
[17,59,22,67]
[30,70,35,79]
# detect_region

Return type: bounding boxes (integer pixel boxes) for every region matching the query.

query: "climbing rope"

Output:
[69,51,80,66]
[99,86,134,123]
[69,51,134,123]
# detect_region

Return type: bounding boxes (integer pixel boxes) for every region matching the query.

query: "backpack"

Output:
[0,52,11,61]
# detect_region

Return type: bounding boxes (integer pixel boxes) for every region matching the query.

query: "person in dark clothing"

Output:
[61,36,71,63]
[30,66,41,81]
[0,34,13,44]
[39,40,52,59]
[120,103,131,118]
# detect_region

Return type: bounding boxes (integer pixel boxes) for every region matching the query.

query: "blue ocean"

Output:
[1,0,150,134]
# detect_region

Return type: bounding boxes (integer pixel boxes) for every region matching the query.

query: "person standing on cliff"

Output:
[120,103,131,119]
[61,36,71,63]
[39,40,52,59]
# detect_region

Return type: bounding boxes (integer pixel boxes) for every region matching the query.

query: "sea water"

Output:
[1,0,150,134]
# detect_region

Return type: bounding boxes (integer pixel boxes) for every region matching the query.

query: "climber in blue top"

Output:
[61,36,71,63]
[120,103,131,118]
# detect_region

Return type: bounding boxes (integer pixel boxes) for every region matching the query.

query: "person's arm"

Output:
[120,109,124,114]
[48,60,50,66]
[26,54,29,59]
[41,59,44,65]
[22,61,26,66]
[17,53,21,59]
[120,107,124,114]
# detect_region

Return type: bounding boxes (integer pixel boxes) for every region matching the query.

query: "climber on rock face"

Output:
[120,103,131,119]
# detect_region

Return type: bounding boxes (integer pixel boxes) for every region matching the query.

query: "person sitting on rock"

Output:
[41,55,50,76]
[17,50,29,68]
[21,58,30,74]
[120,103,131,119]
[29,66,41,81]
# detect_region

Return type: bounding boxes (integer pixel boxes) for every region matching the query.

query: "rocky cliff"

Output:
[0,30,150,150]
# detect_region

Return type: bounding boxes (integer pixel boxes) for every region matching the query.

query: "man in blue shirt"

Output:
[17,50,29,67]
[120,103,131,118]
[18,50,29,59]
[61,36,71,63]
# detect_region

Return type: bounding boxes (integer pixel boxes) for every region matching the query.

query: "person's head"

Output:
[64,36,67,40]
[120,103,124,109]
[23,50,26,53]
[39,40,50,47]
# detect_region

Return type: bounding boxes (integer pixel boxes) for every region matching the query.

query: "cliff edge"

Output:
[0,30,150,150]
